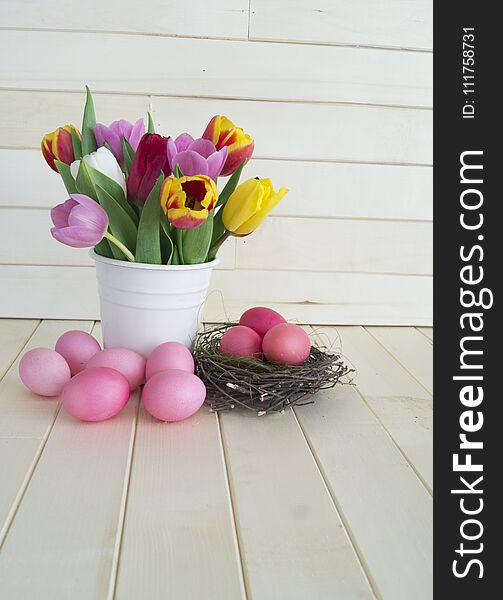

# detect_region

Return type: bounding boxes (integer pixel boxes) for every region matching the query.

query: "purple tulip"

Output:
[167,133,228,180]
[51,194,108,248]
[94,119,145,166]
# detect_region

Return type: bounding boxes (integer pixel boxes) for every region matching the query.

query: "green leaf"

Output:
[94,238,114,259]
[70,129,82,160]
[147,112,155,133]
[180,211,214,264]
[81,86,97,155]
[216,160,246,208]
[95,184,138,254]
[174,165,183,178]
[55,160,77,194]
[122,138,135,172]
[86,164,138,224]
[170,244,180,265]
[75,161,97,199]
[135,176,163,264]
[160,219,173,264]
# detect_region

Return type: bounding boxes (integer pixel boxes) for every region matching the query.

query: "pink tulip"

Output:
[167,133,228,180]
[94,118,145,166]
[51,194,108,248]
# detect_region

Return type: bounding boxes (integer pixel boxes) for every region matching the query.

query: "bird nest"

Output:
[193,324,352,415]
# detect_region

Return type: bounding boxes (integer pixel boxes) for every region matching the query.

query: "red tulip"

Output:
[41,125,81,172]
[127,133,170,206]
[202,115,254,176]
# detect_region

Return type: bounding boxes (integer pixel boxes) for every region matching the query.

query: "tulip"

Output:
[202,115,254,176]
[127,133,170,206]
[51,194,135,261]
[94,118,145,166]
[71,147,126,195]
[51,194,108,248]
[222,178,288,236]
[160,175,218,230]
[167,134,227,180]
[41,125,81,172]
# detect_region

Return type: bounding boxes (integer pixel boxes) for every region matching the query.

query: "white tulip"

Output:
[71,147,127,195]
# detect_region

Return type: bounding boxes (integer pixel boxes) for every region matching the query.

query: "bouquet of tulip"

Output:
[41,87,288,265]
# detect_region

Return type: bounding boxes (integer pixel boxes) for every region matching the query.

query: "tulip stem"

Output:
[208,230,231,261]
[104,232,136,262]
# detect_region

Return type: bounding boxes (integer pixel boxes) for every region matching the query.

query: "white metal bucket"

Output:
[91,251,218,357]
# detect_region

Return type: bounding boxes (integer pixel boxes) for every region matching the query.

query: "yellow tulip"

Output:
[222,178,288,236]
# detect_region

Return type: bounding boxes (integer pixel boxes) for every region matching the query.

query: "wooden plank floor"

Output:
[0,320,433,599]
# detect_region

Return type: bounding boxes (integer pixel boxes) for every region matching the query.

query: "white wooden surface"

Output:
[0,1,432,325]
[0,320,433,599]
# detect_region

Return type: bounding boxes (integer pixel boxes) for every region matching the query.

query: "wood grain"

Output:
[236,217,432,275]
[366,326,433,394]
[0,30,432,107]
[114,406,245,600]
[153,97,432,165]
[334,326,433,490]
[220,408,373,599]
[0,265,433,325]
[250,0,433,51]
[0,395,138,599]
[0,320,93,539]
[0,319,38,381]
[294,380,433,599]
[0,0,249,40]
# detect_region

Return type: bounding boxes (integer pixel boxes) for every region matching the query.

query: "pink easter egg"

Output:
[55,330,101,375]
[262,323,311,366]
[220,325,262,358]
[142,369,206,422]
[239,306,286,339]
[86,348,146,391]
[61,367,130,422]
[146,341,194,380]
[19,348,71,397]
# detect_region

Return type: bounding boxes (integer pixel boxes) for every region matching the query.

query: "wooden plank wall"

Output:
[0,1,432,324]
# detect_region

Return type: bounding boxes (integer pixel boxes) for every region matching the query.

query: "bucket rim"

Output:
[90,249,220,271]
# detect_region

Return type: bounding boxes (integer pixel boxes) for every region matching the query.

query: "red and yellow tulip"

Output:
[202,115,254,177]
[222,177,288,236]
[160,175,218,230]
[41,125,81,172]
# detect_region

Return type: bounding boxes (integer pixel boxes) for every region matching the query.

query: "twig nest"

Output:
[194,324,351,415]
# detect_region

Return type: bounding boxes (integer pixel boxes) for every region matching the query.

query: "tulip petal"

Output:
[51,198,78,228]
[172,151,209,177]
[129,118,145,150]
[51,225,103,248]
[55,128,75,165]
[168,207,209,230]
[175,133,194,153]
[67,203,108,235]
[206,147,228,180]
[235,186,289,236]
[94,123,124,165]
[187,138,216,159]
[222,178,264,232]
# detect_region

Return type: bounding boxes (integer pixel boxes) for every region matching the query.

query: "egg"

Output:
[145,341,194,380]
[262,323,311,366]
[220,325,262,358]
[61,367,130,422]
[19,347,71,397]
[142,369,206,422]
[239,306,286,338]
[86,348,146,391]
[55,330,101,375]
